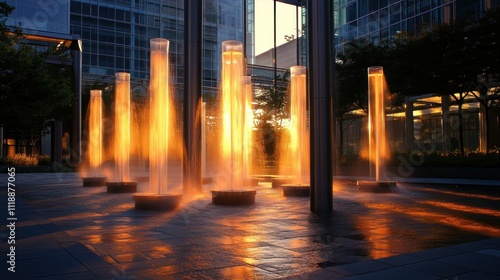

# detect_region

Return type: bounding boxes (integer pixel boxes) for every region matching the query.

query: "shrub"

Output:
[38,155,51,166]
[7,154,39,166]
[389,149,500,168]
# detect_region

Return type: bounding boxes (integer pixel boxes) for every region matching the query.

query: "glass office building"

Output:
[334,0,500,155]
[334,0,500,53]
[5,0,70,34]
[68,0,244,95]
[6,0,246,94]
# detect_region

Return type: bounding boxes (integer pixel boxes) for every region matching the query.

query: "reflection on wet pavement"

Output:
[4,174,500,279]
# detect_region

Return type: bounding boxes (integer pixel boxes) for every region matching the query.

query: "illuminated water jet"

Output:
[282,66,310,197]
[357,66,396,192]
[211,40,256,205]
[106,72,138,193]
[82,90,106,187]
[201,101,213,184]
[133,38,181,210]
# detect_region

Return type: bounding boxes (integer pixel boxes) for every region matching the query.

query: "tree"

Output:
[387,8,500,155]
[0,2,73,155]
[466,7,500,154]
[335,39,391,157]
[253,84,289,160]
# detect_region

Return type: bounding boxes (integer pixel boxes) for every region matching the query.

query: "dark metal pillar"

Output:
[183,0,203,195]
[273,0,277,86]
[307,0,334,216]
[441,95,451,153]
[405,97,415,152]
[70,37,82,165]
[51,120,63,164]
[0,126,3,158]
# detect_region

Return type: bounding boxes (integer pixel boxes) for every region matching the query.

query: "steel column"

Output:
[70,37,82,165]
[183,0,203,195]
[307,0,334,216]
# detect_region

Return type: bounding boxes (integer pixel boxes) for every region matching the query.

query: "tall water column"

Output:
[106,72,138,193]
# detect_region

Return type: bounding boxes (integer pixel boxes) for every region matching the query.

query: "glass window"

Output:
[420,0,431,12]
[368,12,378,33]
[369,1,379,13]
[380,8,389,28]
[71,2,81,13]
[346,2,357,23]
[358,0,368,17]
[389,23,401,38]
[390,3,401,24]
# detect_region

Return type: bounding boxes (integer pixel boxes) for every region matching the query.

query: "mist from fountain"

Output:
[357,66,396,192]
[149,38,170,194]
[278,66,311,196]
[211,40,256,205]
[133,38,182,210]
[88,90,103,178]
[367,66,387,182]
[114,72,132,182]
[220,40,249,190]
[289,66,309,185]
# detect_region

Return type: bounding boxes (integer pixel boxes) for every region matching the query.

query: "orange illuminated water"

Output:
[149,38,170,194]
[367,67,388,181]
[243,76,254,183]
[220,40,252,190]
[289,66,309,184]
[88,90,103,177]
[114,72,131,181]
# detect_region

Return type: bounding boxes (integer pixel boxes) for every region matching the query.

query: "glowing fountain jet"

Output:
[106,72,138,193]
[81,90,106,187]
[211,40,256,205]
[133,38,182,210]
[242,76,254,185]
[282,66,311,197]
[357,66,396,192]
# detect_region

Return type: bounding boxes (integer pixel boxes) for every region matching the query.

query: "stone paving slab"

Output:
[0,173,499,279]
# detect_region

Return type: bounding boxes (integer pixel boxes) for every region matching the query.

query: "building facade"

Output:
[6,0,246,94]
[68,0,245,96]
[5,0,70,34]
[3,0,247,158]
[334,0,500,54]
[334,0,500,156]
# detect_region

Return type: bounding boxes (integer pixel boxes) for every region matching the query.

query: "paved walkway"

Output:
[1,172,499,279]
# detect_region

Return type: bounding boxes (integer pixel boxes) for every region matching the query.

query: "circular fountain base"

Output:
[282,184,310,197]
[357,181,397,193]
[134,176,149,183]
[133,193,182,210]
[211,190,256,206]
[271,178,293,188]
[82,177,107,187]
[202,177,213,184]
[106,181,138,193]
[245,178,260,186]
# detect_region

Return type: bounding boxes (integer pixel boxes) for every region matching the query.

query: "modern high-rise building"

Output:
[333,0,500,155]
[334,0,500,53]
[68,0,245,96]
[5,0,247,96]
[5,0,70,34]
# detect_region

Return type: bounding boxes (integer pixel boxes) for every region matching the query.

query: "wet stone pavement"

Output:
[1,172,499,279]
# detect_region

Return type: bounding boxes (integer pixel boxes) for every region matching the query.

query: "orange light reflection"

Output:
[365,202,500,237]
[419,200,500,217]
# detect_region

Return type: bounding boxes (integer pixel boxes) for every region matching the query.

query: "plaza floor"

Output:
[1,172,499,279]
